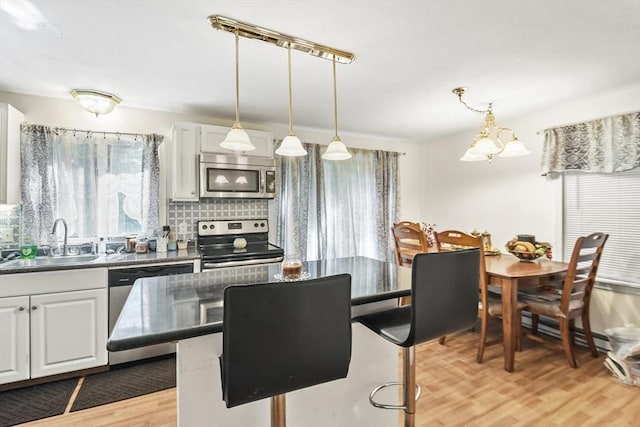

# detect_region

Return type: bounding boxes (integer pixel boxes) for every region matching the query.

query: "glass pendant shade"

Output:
[276,134,307,156]
[498,138,531,157]
[220,126,255,152]
[323,137,352,160]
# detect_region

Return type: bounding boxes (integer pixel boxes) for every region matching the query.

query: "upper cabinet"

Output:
[169,122,274,202]
[0,104,25,205]
[170,123,200,201]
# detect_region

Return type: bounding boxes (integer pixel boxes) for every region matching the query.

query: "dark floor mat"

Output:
[0,378,78,427]
[70,355,176,412]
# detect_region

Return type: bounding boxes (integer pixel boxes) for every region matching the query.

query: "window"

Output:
[21,126,162,245]
[563,169,640,288]
[276,143,398,262]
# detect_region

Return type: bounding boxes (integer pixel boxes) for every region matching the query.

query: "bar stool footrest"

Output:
[369,381,422,410]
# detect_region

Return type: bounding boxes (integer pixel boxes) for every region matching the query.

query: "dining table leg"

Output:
[500,277,517,372]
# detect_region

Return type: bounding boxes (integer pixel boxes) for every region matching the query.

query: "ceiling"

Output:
[1,0,639,141]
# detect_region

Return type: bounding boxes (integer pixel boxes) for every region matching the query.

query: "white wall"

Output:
[0,91,424,225]
[420,82,640,334]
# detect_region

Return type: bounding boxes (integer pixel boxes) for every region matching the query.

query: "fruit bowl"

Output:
[505,238,552,262]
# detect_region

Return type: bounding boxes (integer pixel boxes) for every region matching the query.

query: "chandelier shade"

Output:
[498,138,531,157]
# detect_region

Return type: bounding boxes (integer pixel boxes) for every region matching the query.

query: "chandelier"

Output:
[452,87,530,162]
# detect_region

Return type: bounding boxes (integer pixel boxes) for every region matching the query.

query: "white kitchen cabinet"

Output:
[30,288,108,378]
[0,296,30,384]
[170,123,200,201]
[0,103,25,205]
[0,268,108,385]
[200,124,274,158]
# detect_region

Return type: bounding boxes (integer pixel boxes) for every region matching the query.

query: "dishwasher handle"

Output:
[108,263,194,287]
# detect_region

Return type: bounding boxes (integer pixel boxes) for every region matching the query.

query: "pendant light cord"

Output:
[234,28,240,125]
[288,44,294,135]
[332,54,338,138]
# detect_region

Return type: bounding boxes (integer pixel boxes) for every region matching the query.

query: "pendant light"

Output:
[275,44,307,156]
[322,55,351,161]
[220,28,256,152]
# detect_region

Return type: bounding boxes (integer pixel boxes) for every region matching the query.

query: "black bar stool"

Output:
[354,250,479,427]
[221,274,352,427]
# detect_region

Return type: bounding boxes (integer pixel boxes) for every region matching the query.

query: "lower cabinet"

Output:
[0,295,30,383]
[0,269,108,385]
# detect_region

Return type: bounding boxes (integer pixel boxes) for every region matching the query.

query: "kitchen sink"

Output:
[0,254,101,269]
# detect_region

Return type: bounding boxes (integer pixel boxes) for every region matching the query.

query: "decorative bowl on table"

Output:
[505,237,552,262]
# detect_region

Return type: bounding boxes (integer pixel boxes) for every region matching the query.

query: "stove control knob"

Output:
[260,222,265,228]
[202,225,208,230]
[254,223,259,228]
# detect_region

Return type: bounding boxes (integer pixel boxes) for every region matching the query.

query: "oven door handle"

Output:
[203,256,284,269]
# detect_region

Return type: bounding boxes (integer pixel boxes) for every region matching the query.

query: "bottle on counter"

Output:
[98,237,106,254]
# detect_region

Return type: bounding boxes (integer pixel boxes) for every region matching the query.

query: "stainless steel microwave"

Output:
[199,153,276,199]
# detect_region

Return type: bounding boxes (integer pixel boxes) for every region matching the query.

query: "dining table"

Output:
[484,254,569,372]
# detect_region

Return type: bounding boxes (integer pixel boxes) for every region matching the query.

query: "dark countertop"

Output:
[0,248,201,274]
[107,256,411,351]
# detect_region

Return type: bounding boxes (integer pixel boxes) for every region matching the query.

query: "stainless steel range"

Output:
[197,219,284,269]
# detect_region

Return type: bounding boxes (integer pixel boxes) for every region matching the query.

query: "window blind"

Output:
[563,169,640,288]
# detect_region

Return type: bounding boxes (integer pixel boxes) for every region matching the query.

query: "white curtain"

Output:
[275,143,399,262]
[21,125,162,244]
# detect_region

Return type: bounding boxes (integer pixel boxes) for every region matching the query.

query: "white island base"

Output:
[176,322,401,427]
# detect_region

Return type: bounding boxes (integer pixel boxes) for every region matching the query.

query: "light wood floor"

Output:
[20,325,640,427]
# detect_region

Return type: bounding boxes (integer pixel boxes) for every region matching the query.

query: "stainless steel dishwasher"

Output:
[108,262,194,365]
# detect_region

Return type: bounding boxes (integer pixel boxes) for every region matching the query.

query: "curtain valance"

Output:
[541,111,640,175]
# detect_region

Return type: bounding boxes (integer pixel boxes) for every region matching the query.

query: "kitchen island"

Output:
[108,256,412,427]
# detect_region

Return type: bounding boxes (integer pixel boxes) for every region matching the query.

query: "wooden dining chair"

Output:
[391,221,429,267]
[434,229,526,362]
[392,222,429,307]
[518,232,608,368]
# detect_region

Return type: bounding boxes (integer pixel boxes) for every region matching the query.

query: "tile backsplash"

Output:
[167,199,269,241]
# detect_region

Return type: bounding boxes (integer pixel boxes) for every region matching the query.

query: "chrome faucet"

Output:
[51,218,69,256]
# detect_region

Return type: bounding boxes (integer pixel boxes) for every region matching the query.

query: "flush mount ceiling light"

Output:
[275,44,306,157]
[220,28,256,152]
[322,55,351,161]
[71,89,121,117]
[208,15,355,160]
[452,87,530,162]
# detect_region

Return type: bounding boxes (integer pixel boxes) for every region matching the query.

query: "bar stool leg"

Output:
[271,394,286,427]
[403,346,416,427]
